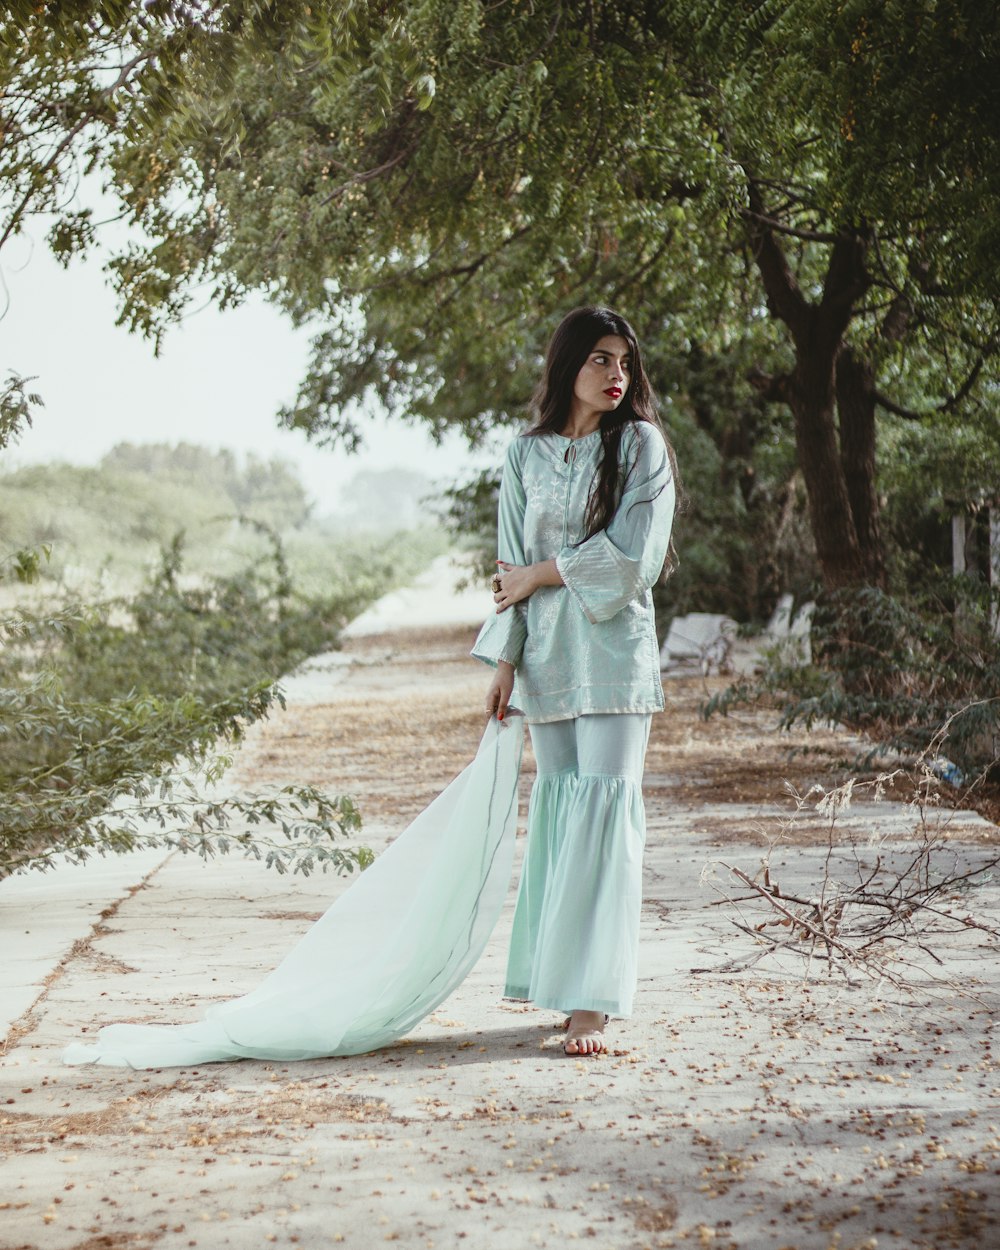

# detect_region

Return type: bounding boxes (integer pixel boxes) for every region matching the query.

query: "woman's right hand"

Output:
[485,660,515,722]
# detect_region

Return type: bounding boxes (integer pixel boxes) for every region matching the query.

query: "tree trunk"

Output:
[835,346,888,588]
[743,180,885,592]
[787,323,865,589]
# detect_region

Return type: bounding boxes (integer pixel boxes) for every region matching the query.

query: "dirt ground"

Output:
[235,624,994,847]
[3,621,1000,1250]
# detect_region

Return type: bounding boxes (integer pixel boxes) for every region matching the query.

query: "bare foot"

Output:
[563,1009,608,1056]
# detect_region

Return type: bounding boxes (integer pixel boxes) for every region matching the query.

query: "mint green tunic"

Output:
[472,422,675,723]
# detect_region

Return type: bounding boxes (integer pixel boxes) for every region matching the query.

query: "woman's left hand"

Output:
[492,561,535,612]
[493,559,563,612]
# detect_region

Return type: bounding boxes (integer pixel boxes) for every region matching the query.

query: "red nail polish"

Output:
[498,712,504,721]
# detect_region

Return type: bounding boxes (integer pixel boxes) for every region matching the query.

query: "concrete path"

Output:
[3,561,1000,1250]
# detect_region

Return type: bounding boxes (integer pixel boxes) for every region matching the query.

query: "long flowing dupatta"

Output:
[64,715,524,1069]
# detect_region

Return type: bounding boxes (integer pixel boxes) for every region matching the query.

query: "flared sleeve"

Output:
[556,424,675,624]
[471,437,529,669]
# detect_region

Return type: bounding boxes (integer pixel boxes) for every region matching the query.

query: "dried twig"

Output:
[697,764,1000,996]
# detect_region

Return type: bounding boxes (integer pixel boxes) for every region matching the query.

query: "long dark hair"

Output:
[527,306,674,544]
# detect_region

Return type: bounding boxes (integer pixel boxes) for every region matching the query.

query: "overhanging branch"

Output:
[741,208,839,244]
[742,177,811,343]
[874,392,923,420]
[874,355,987,421]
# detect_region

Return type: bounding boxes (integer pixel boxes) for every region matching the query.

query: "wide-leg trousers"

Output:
[504,712,652,1017]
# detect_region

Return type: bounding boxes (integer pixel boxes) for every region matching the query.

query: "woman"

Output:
[472,305,676,1057]
[63,308,672,1073]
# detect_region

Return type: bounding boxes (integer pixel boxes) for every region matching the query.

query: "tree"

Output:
[92,1,1000,605]
[0,3,318,300]
[0,5,374,877]
[2,2,191,265]
[659,0,1000,591]
[100,442,313,528]
[6,3,999,606]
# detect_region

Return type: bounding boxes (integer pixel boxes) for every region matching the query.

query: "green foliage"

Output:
[0,372,39,451]
[650,342,817,621]
[1,446,450,612]
[1,3,314,263]
[704,583,1000,779]
[769,0,1000,293]
[103,2,732,431]
[0,525,381,878]
[10,2,998,606]
[0,663,369,879]
[64,0,992,612]
[37,531,345,711]
[0,444,313,579]
[1,3,187,256]
[0,424,448,879]
[1,544,51,585]
[438,468,500,583]
[101,442,313,527]
[0,374,52,586]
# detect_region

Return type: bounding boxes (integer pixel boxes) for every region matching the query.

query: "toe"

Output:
[562,1011,609,1057]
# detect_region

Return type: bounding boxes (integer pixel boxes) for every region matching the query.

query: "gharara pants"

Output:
[504,712,652,1017]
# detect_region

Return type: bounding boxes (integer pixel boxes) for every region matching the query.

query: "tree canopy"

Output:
[4,1,1000,606]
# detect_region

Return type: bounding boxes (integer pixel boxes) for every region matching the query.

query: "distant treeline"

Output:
[0,443,313,577]
[0,432,450,876]
[102,443,312,525]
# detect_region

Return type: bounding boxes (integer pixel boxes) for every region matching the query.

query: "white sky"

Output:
[0,227,494,516]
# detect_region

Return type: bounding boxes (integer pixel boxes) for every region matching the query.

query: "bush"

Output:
[0,527,379,878]
[704,582,1000,781]
[1,373,459,877]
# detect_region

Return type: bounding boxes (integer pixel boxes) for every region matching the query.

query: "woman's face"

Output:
[571,334,632,417]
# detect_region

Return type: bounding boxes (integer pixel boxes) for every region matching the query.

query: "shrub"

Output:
[0,385,451,878]
[704,582,1000,781]
[0,528,376,877]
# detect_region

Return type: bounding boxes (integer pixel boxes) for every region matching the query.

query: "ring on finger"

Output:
[491,573,502,593]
